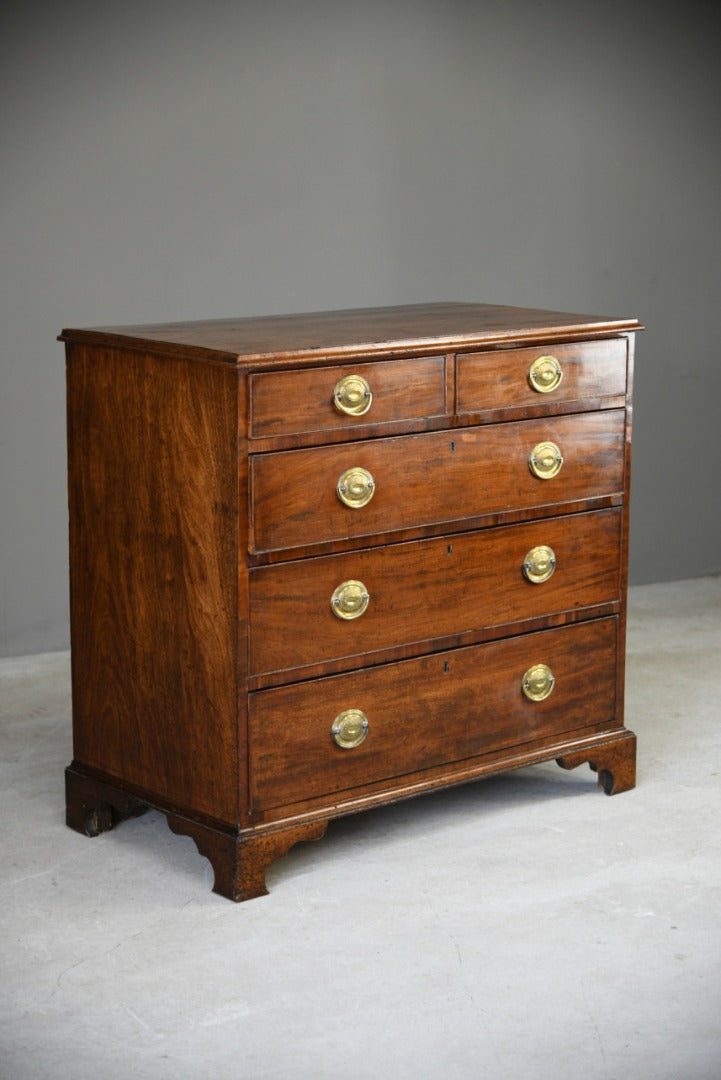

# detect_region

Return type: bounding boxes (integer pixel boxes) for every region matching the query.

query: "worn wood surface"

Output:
[66,344,241,823]
[250,410,626,552]
[64,764,328,901]
[557,730,637,795]
[249,508,622,680]
[249,618,619,812]
[60,301,642,365]
[615,334,636,733]
[65,765,150,837]
[63,302,638,900]
[250,354,446,438]
[456,338,627,416]
[166,815,329,902]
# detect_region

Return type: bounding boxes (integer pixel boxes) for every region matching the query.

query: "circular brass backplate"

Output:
[529,355,563,394]
[337,466,375,508]
[331,708,369,749]
[331,580,370,620]
[522,663,555,702]
[523,545,557,584]
[333,374,373,416]
[529,441,563,480]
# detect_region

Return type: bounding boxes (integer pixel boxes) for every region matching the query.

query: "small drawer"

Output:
[457,339,627,417]
[249,410,626,552]
[249,508,622,677]
[249,618,619,810]
[249,355,446,439]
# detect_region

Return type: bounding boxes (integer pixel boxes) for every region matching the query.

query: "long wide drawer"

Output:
[249,508,621,678]
[248,617,619,811]
[250,410,625,552]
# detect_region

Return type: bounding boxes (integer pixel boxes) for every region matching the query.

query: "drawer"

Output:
[249,508,621,678]
[249,617,619,811]
[457,338,627,417]
[249,355,446,439]
[250,410,625,552]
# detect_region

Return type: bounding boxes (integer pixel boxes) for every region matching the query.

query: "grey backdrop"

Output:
[2,0,720,657]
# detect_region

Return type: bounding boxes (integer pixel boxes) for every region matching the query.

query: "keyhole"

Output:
[443,661,450,673]
[450,441,456,453]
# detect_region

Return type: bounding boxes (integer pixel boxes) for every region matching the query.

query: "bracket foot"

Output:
[166,815,329,902]
[556,731,636,795]
[65,765,149,836]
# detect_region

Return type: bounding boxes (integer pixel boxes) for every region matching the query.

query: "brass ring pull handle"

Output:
[529,355,563,393]
[331,580,370,620]
[337,466,375,508]
[331,708,369,749]
[334,374,373,416]
[523,545,557,584]
[529,441,563,480]
[522,663,555,702]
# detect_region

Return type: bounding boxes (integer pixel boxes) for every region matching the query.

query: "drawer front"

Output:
[457,339,627,416]
[249,508,621,677]
[249,355,446,438]
[250,410,625,552]
[249,618,618,810]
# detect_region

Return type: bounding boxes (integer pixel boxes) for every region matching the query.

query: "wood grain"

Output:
[456,338,627,416]
[616,333,635,732]
[59,302,642,366]
[250,410,626,552]
[66,344,240,823]
[63,302,639,900]
[166,814,328,902]
[249,355,446,438]
[249,617,619,811]
[557,730,636,795]
[249,508,622,678]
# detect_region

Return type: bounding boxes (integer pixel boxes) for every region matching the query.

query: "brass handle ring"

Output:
[529,441,563,480]
[523,545,557,584]
[334,374,373,416]
[522,663,555,702]
[337,466,375,508]
[331,708,369,749]
[331,580,370,620]
[529,355,563,394]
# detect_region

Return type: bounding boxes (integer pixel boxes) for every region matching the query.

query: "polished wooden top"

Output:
[59,301,642,365]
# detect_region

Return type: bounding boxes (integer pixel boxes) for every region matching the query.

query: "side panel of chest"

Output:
[66,344,242,823]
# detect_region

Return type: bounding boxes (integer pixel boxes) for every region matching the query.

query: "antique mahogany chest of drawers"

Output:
[61,302,641,901]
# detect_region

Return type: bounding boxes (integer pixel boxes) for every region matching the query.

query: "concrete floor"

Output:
[1,577,720,1080]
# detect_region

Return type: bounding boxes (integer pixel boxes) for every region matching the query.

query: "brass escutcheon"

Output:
[337,466,375,508]
[529,441,563,480]
[331,708,369,749]
[331,580,370,620]
[529,355,563,393]
[522,663,555,702]
[523,545,557,584]
[333,373,373,416]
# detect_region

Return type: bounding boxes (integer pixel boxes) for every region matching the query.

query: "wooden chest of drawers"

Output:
[61,302,641,901]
